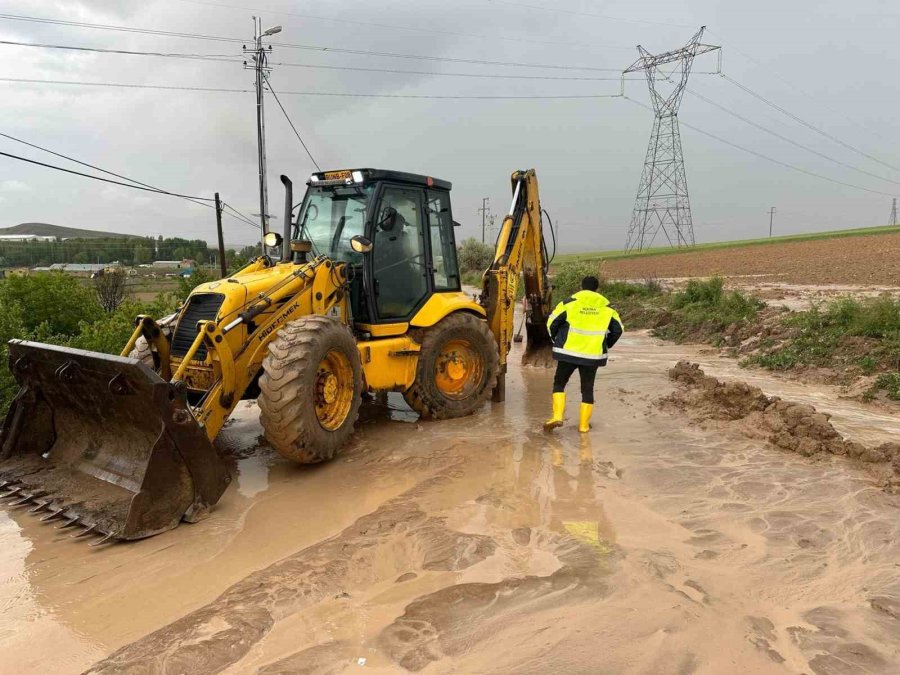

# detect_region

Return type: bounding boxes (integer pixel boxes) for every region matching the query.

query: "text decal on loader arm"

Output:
[257,301,300,343]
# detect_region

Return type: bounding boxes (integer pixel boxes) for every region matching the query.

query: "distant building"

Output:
[0,234,57,242]
[39,263,107,277]
[152,260,184,268]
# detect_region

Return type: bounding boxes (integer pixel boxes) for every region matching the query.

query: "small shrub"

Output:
[857,356,878,374]
[457,238,494,273]
[867,373,900,401]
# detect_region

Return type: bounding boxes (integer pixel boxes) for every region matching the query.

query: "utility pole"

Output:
[768,206,776,238]
[214,192,227,278]
[890,198,897,226]
[478,197,490,244]
[244,17,282,250]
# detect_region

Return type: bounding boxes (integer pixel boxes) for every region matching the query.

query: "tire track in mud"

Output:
[85,449,614,674]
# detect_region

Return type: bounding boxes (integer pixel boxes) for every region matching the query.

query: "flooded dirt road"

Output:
[1,333,899,673]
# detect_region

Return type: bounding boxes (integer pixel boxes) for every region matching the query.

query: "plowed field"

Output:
[599,230,900,285]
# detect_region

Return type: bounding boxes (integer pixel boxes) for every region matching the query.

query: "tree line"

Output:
[0,236,261,268]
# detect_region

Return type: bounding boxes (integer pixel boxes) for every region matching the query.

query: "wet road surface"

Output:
[1,332,898,673]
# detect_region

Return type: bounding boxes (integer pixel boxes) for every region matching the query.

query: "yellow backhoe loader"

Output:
[0,168,554,543]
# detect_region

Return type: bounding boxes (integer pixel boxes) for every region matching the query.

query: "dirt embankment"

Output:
[603,231,900,286]
[662,361,900,487]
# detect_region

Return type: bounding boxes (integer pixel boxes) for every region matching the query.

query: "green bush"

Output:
[750,296,900,374]
[0,274,178,416]
[0,272,102,335]
[868,373,900,401]
[457,238,494,273]
[655,277,763,341]
[549,261,598,304]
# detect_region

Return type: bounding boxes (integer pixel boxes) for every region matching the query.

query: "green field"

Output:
[555,224,900,264]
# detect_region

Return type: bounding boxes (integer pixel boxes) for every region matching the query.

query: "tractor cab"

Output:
[293,169,462,325]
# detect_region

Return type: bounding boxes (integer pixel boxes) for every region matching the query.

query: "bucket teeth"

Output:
[73,523,97,539]
[11,491,46,507]
[57,515,80,530]
[29,500,49,513]
[0,487,23,499]
[89,531,115,547]
[40,507,64,522]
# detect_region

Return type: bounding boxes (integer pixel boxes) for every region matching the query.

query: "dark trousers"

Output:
[552,361,599,404]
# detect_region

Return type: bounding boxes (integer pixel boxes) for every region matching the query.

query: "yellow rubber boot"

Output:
[578,403,593,433]
[544,392,566,431]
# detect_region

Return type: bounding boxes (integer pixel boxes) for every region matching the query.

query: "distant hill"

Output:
[0,223,139,239]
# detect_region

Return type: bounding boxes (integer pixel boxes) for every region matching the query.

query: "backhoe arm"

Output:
[481,169,554,401]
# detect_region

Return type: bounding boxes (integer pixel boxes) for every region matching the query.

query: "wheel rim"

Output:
[315,349,355,431]
[434,338,484,400]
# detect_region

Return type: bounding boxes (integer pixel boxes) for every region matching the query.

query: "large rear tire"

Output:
[403,312,499,419]
[258,316,362,464]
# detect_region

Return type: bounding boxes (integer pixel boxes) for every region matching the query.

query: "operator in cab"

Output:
[543,276,624,433]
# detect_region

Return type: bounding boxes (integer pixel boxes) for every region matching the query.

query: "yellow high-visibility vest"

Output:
[546,290,622,365]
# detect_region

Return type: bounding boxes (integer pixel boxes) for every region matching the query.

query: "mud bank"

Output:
[663,361,900,488]
[1,333,900,673]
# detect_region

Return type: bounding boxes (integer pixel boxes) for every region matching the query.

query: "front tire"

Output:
[258,316,362,464]
[403,312,499,419]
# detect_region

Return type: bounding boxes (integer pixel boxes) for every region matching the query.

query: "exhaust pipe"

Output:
[280,174,293,262]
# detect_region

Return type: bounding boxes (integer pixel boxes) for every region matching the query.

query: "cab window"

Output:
[372,186,429,319]
[426,189,460,291]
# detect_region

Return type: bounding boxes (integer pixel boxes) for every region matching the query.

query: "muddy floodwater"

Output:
[1,332,899,673]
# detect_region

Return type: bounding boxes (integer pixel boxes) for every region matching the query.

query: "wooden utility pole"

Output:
[768,206,776,238]
[215,192,227,277]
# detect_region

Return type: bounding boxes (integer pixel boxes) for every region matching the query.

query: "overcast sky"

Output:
[1,0,899,251]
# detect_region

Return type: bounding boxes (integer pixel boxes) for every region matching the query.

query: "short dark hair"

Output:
[581,276,600,291]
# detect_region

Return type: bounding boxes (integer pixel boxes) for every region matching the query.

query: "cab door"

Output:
[425,188,461,292]
[370,184,431,321]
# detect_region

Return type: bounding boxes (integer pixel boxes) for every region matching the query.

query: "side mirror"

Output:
[350,235,373,254]
[263,231,282,249]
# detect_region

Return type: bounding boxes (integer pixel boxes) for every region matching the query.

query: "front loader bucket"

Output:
[0,340,231,542]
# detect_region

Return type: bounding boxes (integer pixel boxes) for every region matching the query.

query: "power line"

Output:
[485,0,694,28]
[0,150,217,199]
[0,13,620,71]
[222,203,260,229]
[685,88,900,188]
[0,39,241,62]
[624,97,898,198]
[706,29,895,148]
[1,38,635,81]
[0,140,259,230]
[0,131,219,205]
[0,77,623,99]
[262,73,321,171]
[268,61,634,82]
[721,74,900,175]
[175,0,635,52]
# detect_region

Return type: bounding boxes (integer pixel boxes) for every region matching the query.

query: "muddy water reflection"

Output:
[0,333,899,673]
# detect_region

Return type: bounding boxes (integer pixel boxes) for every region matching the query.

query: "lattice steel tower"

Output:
[624,27,719,251]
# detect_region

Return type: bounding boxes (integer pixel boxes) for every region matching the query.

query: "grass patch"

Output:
[867,373,900,401]
[653,277,764,343]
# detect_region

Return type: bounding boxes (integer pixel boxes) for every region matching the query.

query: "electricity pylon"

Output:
[624,27,719,251]
[889,198,897,226]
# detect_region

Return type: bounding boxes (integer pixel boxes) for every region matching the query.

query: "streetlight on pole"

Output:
[244,18,282,252]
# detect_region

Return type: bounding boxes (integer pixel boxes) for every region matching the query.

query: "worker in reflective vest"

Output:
[544,276,624,433]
